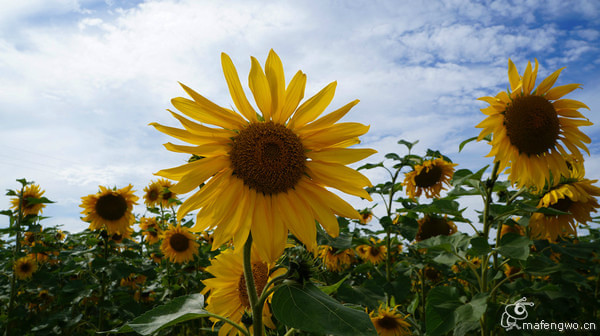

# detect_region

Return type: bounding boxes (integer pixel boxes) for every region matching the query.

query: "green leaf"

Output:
[272,282,377,336]
[24,196,55,204]
[469,236,491,256]
[397,216,419,241]
[357,162,384,171]
[319,274,350,295]
[425,286,462,336]
[458,136,477,152]
[453,293,488,336]
[385,153,401,161]
[498,234,530,260]
[398,139,419,150]
[107,293,209,335]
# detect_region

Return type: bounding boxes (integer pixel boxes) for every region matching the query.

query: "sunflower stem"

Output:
[6,184,25,336]
[243,235,263,336]
[205,312,251,336]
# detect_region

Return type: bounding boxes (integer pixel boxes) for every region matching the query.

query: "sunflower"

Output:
[14,257,38,280]
[476,59,593,190]
[356,239,387,265]
[151,50,375,262]
[140,217,162,245]
[415,215,457,241]
[359,209,373,224]
[156,178,178,208]
[11,184,46,216]
[143,181,162,208]
[23,231,37,246]
[529,178,600,241]
[160,225,199,263]
[202,249,284,336]
[80,185,139,235]
[134,290,155,303]
[368,305,411,336]
[403,158,457,199]
[318,245,355,272]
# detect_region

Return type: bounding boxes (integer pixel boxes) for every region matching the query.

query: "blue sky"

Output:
[1,0,599,234]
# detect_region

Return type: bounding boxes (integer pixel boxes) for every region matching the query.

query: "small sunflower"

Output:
[476,59,593,190]
[529,178,600,241]
[134,290,155,303]
[415,215,457,241]
[318,245,355,272]
[23,231,37,246]
[140,217,162,245]
[202,249,284,336]
[109,225,133,244]
[356,239,387,265]
[80,185,139,235]
[368,305,411,336]
[14,257,38,280]
[160,225,199,263]
[143,181,162,208]
[359,209,374,224]
[11,184,46,216]
[403,158,457,199]
[151,50,375,262]
[157,178,178,207]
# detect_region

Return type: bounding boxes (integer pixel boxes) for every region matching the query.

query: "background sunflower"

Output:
[160,225,199,263]
[80,184,138,235]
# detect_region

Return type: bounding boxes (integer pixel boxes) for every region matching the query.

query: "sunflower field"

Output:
[1,52,599,336]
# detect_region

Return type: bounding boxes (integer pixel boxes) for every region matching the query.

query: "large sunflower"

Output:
[11,184,46,216]
[403,158,457,199]
[202,249,284,336]
[80,185,139,235]
[368,305,411,336]
[160,225,199,263]
[14,257,38,280]
[476,59,593,190]
[529,178,600,241]
[151,50,375,262]
[415,215,457,242]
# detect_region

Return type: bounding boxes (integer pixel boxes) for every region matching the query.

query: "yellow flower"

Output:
[156,178,178,208]
[476,59,593,190]
[143,181,162,208]
[140,217,162,245]
[14,257,38,280]
[318,245,355,272]
[11,184,46,216]
[415,215,457,241]
[369,305,411,336]
[80,185,139,235]
[356,240,387,265]
[151,50,375,262]
[529,178,600,241]
[359,209,374,224]
[403,158,457,199]
[160,225,199,263]
[22,231,37,246]
[202,249,284,336]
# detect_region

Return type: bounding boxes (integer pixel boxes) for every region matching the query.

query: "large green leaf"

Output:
[108,293,210,335]
[498,234,530,260]
[425,286,462,336]
[272,282,377,336]
[453,293,488,336]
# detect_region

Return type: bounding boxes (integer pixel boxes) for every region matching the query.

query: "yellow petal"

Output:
[278,191,317,253]
[252,193,285,262]
[507,59,521,92]
[154,157,208,180]
[301,122,370,149]
[298,100,360,134]
[172,90,244,130]
[167,110,235,139]
[249,56,272,120]
[306,161,372,200]
[221,53,258,122]
[535,67,564,95]
[170,156,230,194]
[163,142,229,157]
[307,148,377,165]
[265,49,285,122]
[277,70,306,124]
[552,99,590,111]
[178,170,230,222]
[294,182,339,237]
[150,122,215,146]
[301,180,361,219]
[545,83,582,101]
[521,60,535,94]
[288,81,337,129]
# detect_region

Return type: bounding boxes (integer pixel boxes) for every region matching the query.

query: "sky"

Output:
[1,0,600,236]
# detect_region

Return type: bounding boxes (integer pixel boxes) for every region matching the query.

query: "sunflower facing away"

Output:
[160,224,199,263]
[80,185,139,235]
[14,257,38,280]
[415,215,457,242]
[11,184,46,216]
[368,304,412,336]
[403,158,457,199]
[476,59,593,190]
[151,50,375,262]
[318,245,355,272]
[202,249,285,336]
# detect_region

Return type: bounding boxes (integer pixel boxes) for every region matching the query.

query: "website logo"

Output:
[500,297,534,331]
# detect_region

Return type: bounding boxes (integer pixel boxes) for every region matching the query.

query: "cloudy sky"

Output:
[1,0,599,235]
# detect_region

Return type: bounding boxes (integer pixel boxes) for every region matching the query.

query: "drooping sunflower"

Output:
[14,257,38,280]
[140,217,162,245]
[80,185,139,235]
[11,184,46,216]
[476,59,593,190]
[415,215,457,242]
[368,305,412,336]
[202,249,284,336]
[318,245,355,272]
[160,225,199,263]
[529,178,600,241]
[143,181,162,208]
[151,50,375,262]
[403,158,457,199]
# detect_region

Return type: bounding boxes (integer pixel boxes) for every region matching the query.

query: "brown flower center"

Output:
[162,191,173,201]
[169,233,190,252]
[238,262,269,308]
[377,315,401,330]
[20,262,32,273]
[417,216,453,241]
[548,196,574,215]
[414,165,443,188]
[95,194,127,221]
[148,189,159,201]
[504,95,560,156]
[370,247,381,257]
[230,122,306,195]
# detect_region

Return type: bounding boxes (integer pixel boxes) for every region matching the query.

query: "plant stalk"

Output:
[243,235,263,336]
